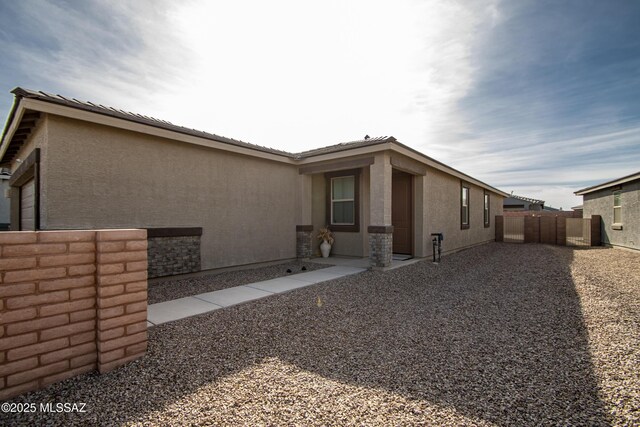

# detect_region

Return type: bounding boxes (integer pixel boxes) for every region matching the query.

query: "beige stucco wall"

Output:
[8,112,505,266]
[309,152,503,259]
[41,115,299,270]
[582,181,639,250]
[311,168,370,257]
[425,167,502,255]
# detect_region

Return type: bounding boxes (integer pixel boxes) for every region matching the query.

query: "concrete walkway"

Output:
[147,265,366,326]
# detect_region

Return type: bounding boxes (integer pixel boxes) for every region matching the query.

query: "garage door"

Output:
[20,178,35,230]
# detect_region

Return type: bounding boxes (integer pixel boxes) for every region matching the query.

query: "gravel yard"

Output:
[148,260,328,304]
[2,243,639,426]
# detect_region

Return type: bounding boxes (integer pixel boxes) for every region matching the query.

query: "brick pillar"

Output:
[590,215,602,246]
[556,216,567,246]
[95,230,148,373]
[368,226,393,269]
[540,216,557,244]
[295,225,314,259]
[524,216,540,243]
[495,216,504,242]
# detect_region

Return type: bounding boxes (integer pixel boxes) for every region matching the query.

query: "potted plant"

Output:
[317,227,334,258]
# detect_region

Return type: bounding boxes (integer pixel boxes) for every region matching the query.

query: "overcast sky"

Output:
[1,0,639,209]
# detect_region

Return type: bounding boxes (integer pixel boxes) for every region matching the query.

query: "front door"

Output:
[392,170,413,254]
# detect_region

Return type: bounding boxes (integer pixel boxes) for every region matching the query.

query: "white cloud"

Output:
[140,0,500,152]
[6,0,189,112]
[3,0,637,212]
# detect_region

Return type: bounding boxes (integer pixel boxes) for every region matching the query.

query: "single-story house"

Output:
[0,88,507,274]
[575,171,639,251]
[0,168,10,230]
[503,194,544,211]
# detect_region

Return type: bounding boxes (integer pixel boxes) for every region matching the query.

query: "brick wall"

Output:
[524,216,540,243]
[0,229,148,400]
[539,216,557,244]
[495,216,504,242]
[495,216,600,247]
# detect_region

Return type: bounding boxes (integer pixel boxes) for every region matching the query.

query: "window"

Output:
[331,176,355,224]
[325,169,360,232]
[613,191,622,224]
[484,191,490,227]
[461,184,470,229]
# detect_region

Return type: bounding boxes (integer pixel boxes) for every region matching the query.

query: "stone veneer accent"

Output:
[368,225,393,268]
[147,228,202,278]
[296,225,314,259]
[0,229,148,400]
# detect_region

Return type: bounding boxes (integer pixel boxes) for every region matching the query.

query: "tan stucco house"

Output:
[0,88,507,275]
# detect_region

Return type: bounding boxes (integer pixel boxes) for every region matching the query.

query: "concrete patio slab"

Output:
[147,296,222,325]
[194,285,274,307]
[147,264,368,327]
[247,277,316,293]
[290,270,347,282]
[311,257,371,268]
[320,265,367,275]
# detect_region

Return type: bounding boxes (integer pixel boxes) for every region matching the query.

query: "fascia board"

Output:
[575,174,640,195]
[0,101,26,163]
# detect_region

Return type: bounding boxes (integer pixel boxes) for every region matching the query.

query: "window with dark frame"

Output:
[461,183,470,229]
[484,191,490,227]
[325,169,360,232]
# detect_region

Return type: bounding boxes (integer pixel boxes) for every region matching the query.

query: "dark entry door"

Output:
[392,171,412,254]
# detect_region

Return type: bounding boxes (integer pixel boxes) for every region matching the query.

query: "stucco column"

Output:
[368,153,393,268]
[296,174,313,258]
[413,174,428,257]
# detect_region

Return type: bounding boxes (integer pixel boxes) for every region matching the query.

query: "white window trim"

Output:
[484,192,490,227]
[613,191,622,225]
[461,185,470,228]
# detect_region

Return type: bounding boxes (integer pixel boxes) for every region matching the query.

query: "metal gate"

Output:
[504,217,524,243]
[566,218,591,247]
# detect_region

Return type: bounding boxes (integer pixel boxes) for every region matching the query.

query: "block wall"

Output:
[0,229,148,400]
[147,235,200,278]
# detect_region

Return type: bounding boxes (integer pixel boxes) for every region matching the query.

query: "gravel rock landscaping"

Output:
[148,260,329,304]
[2,243,638,426]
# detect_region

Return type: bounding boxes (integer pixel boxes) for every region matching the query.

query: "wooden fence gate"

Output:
[495,215,601,247]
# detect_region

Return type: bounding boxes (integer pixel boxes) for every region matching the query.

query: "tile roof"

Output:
[505,194,545,205]
[294,136,396,159]
[1,87,509,196]
[8,88,292,158]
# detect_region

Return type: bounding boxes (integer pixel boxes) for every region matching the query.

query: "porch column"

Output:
[368,153,393,268]
[414,174,428,257]
[296,174,313,259]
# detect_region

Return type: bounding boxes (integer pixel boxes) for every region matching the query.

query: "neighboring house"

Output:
[0,88,507,273]
[575,172,640,251]
[571,205,584,217]
[503,194,544,211]
[0,168,10,230]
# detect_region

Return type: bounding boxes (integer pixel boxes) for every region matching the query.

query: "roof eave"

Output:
[575,172,640,195]
[0,91,28,165]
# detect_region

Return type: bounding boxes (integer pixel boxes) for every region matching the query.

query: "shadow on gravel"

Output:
[264,243,611,425]
[2,243,611,426]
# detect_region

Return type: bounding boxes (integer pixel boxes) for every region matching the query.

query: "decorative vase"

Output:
[320,240,332,258]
